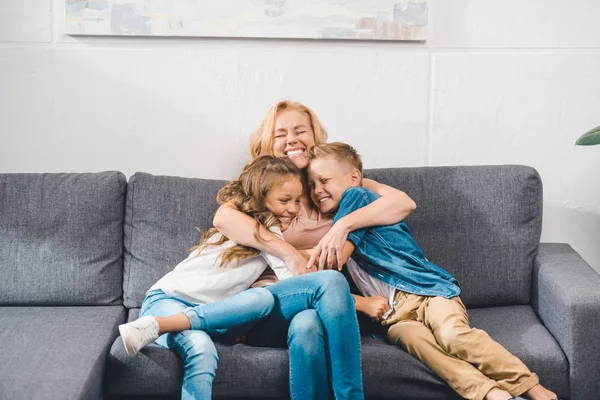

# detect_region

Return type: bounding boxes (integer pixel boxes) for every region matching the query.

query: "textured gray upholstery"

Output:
[4,167,597,400]
[106,310,454,399]
[123,173,226,308]
[105,306,569,399]
[532,243,600,400]
[469,306,569,399]
[0,306,125,400]
[365,166,542,308]
[0,172,126,305]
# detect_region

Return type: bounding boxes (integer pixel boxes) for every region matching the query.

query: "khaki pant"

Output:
[384,291,539,400]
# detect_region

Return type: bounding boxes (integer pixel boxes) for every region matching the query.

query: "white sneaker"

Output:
[119,316,160,356]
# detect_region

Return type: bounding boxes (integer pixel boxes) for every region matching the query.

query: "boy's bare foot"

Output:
[524,384,558,400]
[485,387,513,400]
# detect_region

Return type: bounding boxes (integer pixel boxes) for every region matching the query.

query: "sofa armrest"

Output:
[532,243,600,400]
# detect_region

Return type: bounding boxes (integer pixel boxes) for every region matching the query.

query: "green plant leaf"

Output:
[576,125,600,146]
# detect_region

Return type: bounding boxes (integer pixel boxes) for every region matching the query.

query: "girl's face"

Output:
[264,177,303,231]
[272,110,316,169]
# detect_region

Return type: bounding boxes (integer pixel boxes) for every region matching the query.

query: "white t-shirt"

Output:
[346,258,396,321]
[149,227,292,305]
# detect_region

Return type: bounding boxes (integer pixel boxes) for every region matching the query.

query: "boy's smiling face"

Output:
[308,156,361,214]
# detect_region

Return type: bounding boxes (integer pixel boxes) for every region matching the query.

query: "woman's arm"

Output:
[347,178,416,229]
[309,179,416,270]
[213,202,311,275]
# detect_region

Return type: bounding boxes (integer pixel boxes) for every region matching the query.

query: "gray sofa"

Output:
[1,166,599,400]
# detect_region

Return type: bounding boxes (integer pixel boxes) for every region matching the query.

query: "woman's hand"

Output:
[306,217,351,271]
[355,296,391,321]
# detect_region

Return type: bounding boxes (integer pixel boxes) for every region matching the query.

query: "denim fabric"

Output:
[287,310,329,399]
[140,288,274,400]
[246,270,364,400]
[334,187,461,299]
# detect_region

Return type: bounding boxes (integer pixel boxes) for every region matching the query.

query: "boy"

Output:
[306,142,558,400]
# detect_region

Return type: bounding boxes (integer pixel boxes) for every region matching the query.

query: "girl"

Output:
[212,100,415,399]
[117,156,364,400]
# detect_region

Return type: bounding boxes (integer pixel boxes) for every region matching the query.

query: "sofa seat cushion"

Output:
[106,305,567,399]
[468,306,569,399]
[0,306,125,400]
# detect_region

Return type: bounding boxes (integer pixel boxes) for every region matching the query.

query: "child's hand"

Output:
[297,248,314,260]
[307,219,351,271]
[358,296,391,321]
[297,248,321,271]
[284,251,317,275]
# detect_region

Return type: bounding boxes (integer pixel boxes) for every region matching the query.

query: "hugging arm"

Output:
[213,202,312,275]
[308,179,416,270]
[337,239,391,321]
[359,179,416,227]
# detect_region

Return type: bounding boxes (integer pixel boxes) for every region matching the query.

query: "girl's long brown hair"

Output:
[190,155,302,267]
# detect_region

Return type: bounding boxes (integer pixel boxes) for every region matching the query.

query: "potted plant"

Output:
[576,126,600,145]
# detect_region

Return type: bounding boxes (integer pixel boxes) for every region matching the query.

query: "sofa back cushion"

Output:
[122,166,542,309]
[0,172,126,305]
[365,165,542,308]
[123,173,226,308]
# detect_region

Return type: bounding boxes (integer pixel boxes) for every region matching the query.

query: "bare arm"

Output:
[213,202,312,275]
[309,179,416,270]
[338,242,391,320]
[352,294,391,321]
[347,178,416,230]
[337,240,355,269]
[336,242,389,320]
[297,249,314,260]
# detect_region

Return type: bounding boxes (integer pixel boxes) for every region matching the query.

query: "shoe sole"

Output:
[118,324,137,356]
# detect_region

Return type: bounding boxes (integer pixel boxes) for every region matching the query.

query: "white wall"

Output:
[1,0,599,272]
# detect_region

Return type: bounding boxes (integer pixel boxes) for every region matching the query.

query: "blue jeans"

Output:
[246,270,364,400]
[140,287,275,400]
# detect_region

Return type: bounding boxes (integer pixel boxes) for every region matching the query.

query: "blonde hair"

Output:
[191,155,302,267]
[308,142,363,183]
[250,100,329,159]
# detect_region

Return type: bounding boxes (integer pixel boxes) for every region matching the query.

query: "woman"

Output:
[213,100,416,399]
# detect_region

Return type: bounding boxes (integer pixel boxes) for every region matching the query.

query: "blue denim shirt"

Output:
[334,187,461,298]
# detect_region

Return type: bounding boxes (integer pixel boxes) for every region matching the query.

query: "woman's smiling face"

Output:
[272,110,316,169]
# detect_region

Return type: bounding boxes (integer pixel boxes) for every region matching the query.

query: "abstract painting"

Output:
[65,1,428,41]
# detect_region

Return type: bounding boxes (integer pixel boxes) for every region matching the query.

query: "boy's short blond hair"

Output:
[308,142,363,178]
